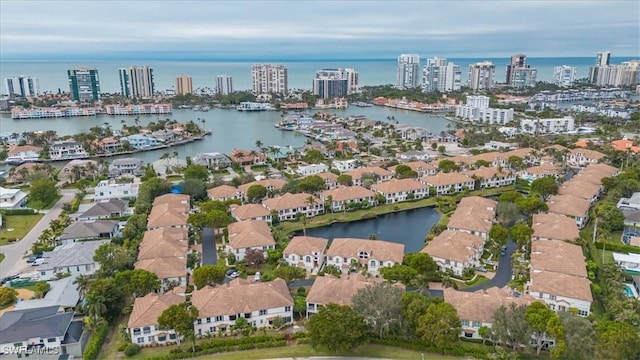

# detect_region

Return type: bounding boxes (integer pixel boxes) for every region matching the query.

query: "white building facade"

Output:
[397,54,421,89]
[553,66,577,87]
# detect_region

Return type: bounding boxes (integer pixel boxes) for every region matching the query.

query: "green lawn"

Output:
[458,275,491,290]
[80,198,93,204]
[250,165,270,172]
[166,175,184,181]
[211,169,230,175]
[0,214,44,245]
[26,194,61,210]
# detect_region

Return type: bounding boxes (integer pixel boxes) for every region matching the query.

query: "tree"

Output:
[158,303,199,351]
[294,295,307,318]
[188,210,231,230]
[29,178,59,209]
[478,325,491,345]
[595,320,640,360]
[33,281,51,298]
[559,312,596,360]
[231,316,252,336]
[507,155,525,170]
[499,191,523,203]
[73,274,92,298]
[437,145,446,154]
[93,243,134,277]
[497,201,520,225]
[308,303,368,352]
[301,149,325,163]
[272,265,306,283]
[526,302,565,357]
[192,264,227,288]
[352,282,404,339]
[395,164,418,179]
[244,248,265,269]
[530,177,559,199]
[114,269,161,299]
[416,301,461,351]
[380,264,418,285]
[0,287,18,306]
[179,178,207,201]
[489,223,509,245]
[246,184,268,203]
[337,174,353,186]
[515,196,548,217]
[85,292,107,321]
[85,277,124,322]
[296,175,325,193]
[437,159,459,173]
[491,303,531,351]
[509,222,534,251]
[593,202,625,232]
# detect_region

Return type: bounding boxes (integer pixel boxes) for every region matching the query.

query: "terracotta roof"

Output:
[468,152,502,164]
[345,166,392,180]
[227,220,275,249]
[544,144,568,153]
[263,193,320,211]
[315,172,339,181]
[230,204,271,221]
[8,145,43,154]
[326,238,404,264]
[238,178,287,194]
[585,163,618,176]
[547,194,590,217]
[558,179,600,200]
[524,163,560,177]
[630,236,640,247]
[306,274,386,306]
[447,196,497,234]
[464,166,512,179]
[283,236,328,256]
[504,148,536,159]
[138,228,189,260]
[570,148,606,160]
[532,213,580,241]
[191,278,293,318]
[207,185,239,199]
[444,287,534,323]
[530,240,587,278]
[572,168,613,185]
[134,256,186,279]
[228,149,266,163]
[421,172,474,187]
[147,205,188,229]
[530,271,593,302]
[611,139,640,153]
[389,161,436,173]
[371,178,428,194]
[127,289,185,329]
[422,230,484,263]
[321,186,375,202]
[153,194,190,208]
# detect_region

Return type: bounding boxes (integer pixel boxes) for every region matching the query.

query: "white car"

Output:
[254,272,261,282]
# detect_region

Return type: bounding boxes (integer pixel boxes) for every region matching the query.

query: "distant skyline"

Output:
[1,1,638,60]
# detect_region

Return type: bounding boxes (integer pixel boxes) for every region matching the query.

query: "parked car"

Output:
[254,272,261,282]
[1,274,19,285]
[475,266,487,273]
[226,269,239,279]
[26,256,37,263]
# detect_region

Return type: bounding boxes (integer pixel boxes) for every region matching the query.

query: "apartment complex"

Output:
[216,74,233,95]
[552,65,577,87]
[505,54,537,88]
[455,95,514,125]
[312,69,348,99]
[175,75,193,95]
[396,54,421,89]
[67,67,100,102]
[421,57,462,93]
[588,51,640,86]
[520,116,576,134]
[467,61,495,90]
[118,66,155,98]
[251,64,288,95]
[4,75,40,97]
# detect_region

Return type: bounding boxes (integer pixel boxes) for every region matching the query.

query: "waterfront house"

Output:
[314,172,339,190]
[6,145,42,164]
[546,194,590,229]
[324,238,404,276]
[370,178,429,204]
[420,172,475,195]
[58,159,99,183]
[531,213,580,242]
[128,288,185,346]
[78,199,129,221]
[120,134,161,149]
[192,152,232,169]
[296,163,329,176]
[229,204,272,224]
[150,129,178,143]
[207,185,240,202]
[137,227,190,261]
[109,158,145,177]
[422,230,484,276]
[99,137,121,153]
[227,220,275,261]
[463,167,516,189]
[191,278,293,335]
[320,186,376,211]
[48,140,88,161]
[528,271,592,317]
[0,186,27,209]
[345,166,393,186]
[134,256,187,291]
[237,178,288,200]
[94,179,139,202]
[389,161,438,177]
[306,274,388,318]
[58,220,119,245]
[447,196,497,240]
[530,240,588,278]
[105,104,173,115]
[283,236,328,272]
[37,240,109,280]
[568,148,606,167]
[228,149,266,165]
[262,193,324,221]
[332,159,359,173]
[13,277,80,313]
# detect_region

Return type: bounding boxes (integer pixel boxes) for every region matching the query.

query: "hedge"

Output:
[595,241,640,254]
[2,209,36,215]
[368,337,492,359]
[82,323,109,360]
[146,339,287,360]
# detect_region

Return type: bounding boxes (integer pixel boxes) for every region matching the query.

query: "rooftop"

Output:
[558,179,601,200]
[532,213,580,241]
[371,178,428,194]
[0,306,74,343]
[207,185,239,199]
[444,287,534,323]
[134,256,186,279]
[530,271,593,302]
[306,274,387,306]
[345,166,392,180]
[127,289,185,329]
[283,236,328,256]
[422,230,484,263]
[326,238,404,264]
[321,185,375,202]
[79,199,128,219]
[229,203,271,221]
[263,193,320,211]
[530,240,588,278]
[447,196,497,234]
[227,220,275,249]
[39,240,110,271]
[421,172,474,187]
[547,194,590,217]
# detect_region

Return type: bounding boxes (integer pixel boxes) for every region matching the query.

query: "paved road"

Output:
[463,238,517,292]
[0,190,76,279]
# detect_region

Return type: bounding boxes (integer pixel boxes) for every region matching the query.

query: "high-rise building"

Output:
[505,54,537,88]
[396,54,421,89]
[595,51,611,66]
[467,61,495,90]
[343,68,359,94]
[589,60,640,86]
[552,66,577,87]
[67,67,100,102]
[312,69,349,99]
[175,75,193,96]
[505,54,526,84]
[421,57,461,93]
[251,64,288,95]
[4,76,40,98]
[118,66,155,98]
[216,75,233,95]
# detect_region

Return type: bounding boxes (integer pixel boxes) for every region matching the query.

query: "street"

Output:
[463,238,517,292]
[0,190,76,279]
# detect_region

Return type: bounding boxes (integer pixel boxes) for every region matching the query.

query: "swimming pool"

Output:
[624,284,635,298]
[626,269,640,275]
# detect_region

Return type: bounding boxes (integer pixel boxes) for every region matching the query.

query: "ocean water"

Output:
[1,57,636,94]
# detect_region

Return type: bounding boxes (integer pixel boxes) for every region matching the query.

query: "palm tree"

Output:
[85,161,98,181]
[324,195,334,217]
[73,274,92,299]
[85,293,107,321]
[83,316,106,335]
[161,152,170,171]
[255,140,263,150]
[172,150,179,164]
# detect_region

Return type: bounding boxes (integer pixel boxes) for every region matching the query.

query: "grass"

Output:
[0,214,44,245]
[80,198,93,204]
[100,315,129,360]
[26,194,61,210]
[458,275,491,290]
[211,169,230,175]
[166,175,184,181]
[0,253,5,262]
[250,165,270,172]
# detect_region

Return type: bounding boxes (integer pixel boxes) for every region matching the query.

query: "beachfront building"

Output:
[4,75,40,98]
[68,67,100,102]
[216,75,233,95]
[397,54,421,89]
[94,179,139,201]
[553,66,577,87]
[520,117,576,134]
[313,69,349,99]
[422,230,484,276]
[0,186,28,209]
[175,75,193,95]
[251,64,288,95]
[262,193,324,222]
[468,61,495,90]
[119,66,155,98]
[320,186,376,211]
[283,236,328,272]
[370,178,430,204]
[227,220,275,261]
[505,54,537,88]
[421,57,462,93]
[48,141,88,160]
[324,238,404,276]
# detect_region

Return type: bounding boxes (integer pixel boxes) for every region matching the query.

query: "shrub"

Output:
[124,343,141,356]
[2,209,36,215]
[595,241,640,254]
[82,323,109,360]
[116,343,128,352]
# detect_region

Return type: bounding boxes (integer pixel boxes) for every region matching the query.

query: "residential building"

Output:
[396,150,433,162]
[48,141,88,160]
[192,152,231,169]
[283,236,328,272]
[306,274,388,318]
[520,116,576,134]
[228,148,266,165]
[237,178,287,200]
[227,220,275,261]
[344,68,359,94]
[468,61,495,90]
[520,163,562,181]
[613,252,640,272]
[137,227,189,261]
[135,256,187,290]
[532,213,580,242]
[596,51,611,66]
[389,161,437,177]
[94,179,139,202]
[191,278,294,335]
[6,145,42,164]
[4,75,40,97]
[315,172,339,190]
[332,159,359,172]
[444,287,534,340]
[229,204,272,223]
[505,54,526,84]
[466,95,490,109]
[57,220,119,245]
[207,185,240,202]
[447,196,497,240]
[422,230,484,276]
[67,67,100,102]
[558,179,601,204]
[251,64,288,95]
[321,186,376,211]
[618,192,640,210]
[216,75,233,95]
[105,104,172,116]
[296,163,329,176]
[175,75,193,95]
[146,203,189,231]
[553,66,577,87]
[370,178,429,204]
[109,158,144,177]
[528,271,593,316]
[456,105,514,125]
[0,187,27,209]
[78,199,129,221]
[397,54,421,89]
[13,277,80,313]
[118,66,155,98]
[313,69,349,99]
[37,240,109,280]
[57,159,98,183]
[421,172,475,195]
[263,193,324,221]
[324,238,404,275]
[611,138,640,154]
[128,288,185,346]
[546,194,591,228]
[530,240,588,278]
[421,57,462,93]
[0,307,86,359]
[344,166,393,186]
[120,134,161,149]
[567,148,606,166]
[464,167,516,189]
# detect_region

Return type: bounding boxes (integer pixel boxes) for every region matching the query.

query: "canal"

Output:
[300,206,441,253]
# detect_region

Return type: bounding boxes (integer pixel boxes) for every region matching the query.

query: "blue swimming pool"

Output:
[626,269,640,275]
[624,285,635,298]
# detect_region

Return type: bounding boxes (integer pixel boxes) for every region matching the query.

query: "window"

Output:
[47,338,56,343]
[308,303,316,310]
[158,336,166,342]
[343,257,348,263]
[169,334,177,340]
[196,319,202,324]
[133,328,141,335]
[464,332,473,338]
[549,294,556,300]
[143,326,151,334]
[244,313,251,319]
[215,316,224,322]
[290,255,296,261]
[285,306,291,312]
[538,292,543,299]
[137,338,144,344]
[461,320,469,326]
[305,256,311,262]
[472,321,481,328]
[206,317,211,323]
[578,310,589,317]
[259,309,267,316]
[358,251,369,259]
[370,260,377,267]
[148,336,154,342]
[229,315,237,320]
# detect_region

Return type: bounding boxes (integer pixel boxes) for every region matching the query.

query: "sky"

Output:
[1,0,639,60]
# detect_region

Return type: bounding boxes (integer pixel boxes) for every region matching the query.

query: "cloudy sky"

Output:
[1,0,638,60]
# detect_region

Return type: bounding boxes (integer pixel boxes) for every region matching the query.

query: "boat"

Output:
[352,102,373,107]
[200,106,210,112]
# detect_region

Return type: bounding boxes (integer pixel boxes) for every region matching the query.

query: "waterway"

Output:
[299,206,441,253]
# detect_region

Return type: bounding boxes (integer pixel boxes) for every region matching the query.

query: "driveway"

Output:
[201,227,218,265]
[463,238,516,292]
[0,190,76,278]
